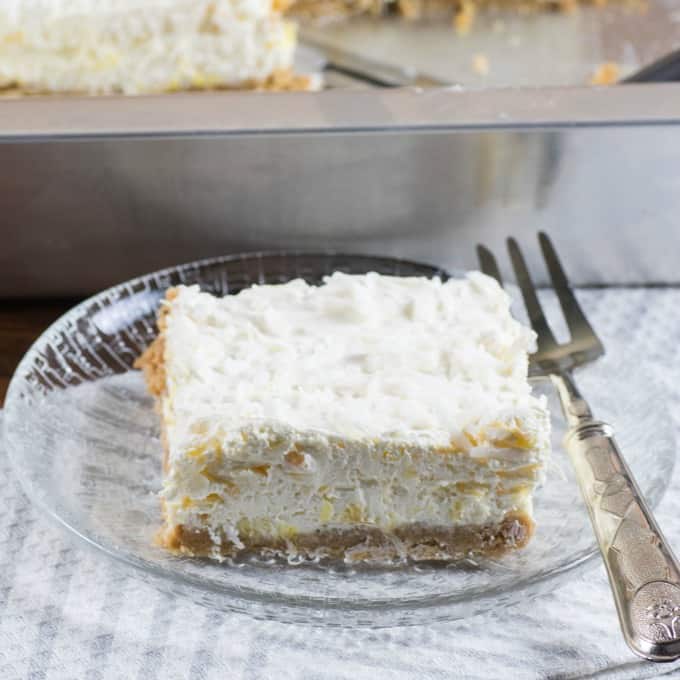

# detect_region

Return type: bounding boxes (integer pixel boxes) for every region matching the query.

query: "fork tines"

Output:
[476,233,604,367]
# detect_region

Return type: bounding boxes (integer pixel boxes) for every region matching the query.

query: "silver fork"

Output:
[478,233,680,662]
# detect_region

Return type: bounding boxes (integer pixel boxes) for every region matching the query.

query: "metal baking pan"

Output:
[3,83,680,297]
[2,3,680,297]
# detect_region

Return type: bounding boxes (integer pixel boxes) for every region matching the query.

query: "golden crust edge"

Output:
[134,287,178,473]
[0,69,314,98]
[159,511,535,561]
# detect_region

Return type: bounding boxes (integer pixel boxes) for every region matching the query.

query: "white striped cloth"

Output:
[3,288,680,680]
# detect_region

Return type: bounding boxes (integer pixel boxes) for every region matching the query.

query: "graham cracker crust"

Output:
[134,288,177,471]
[0,69,313,98]
[134,287,176,398]
[160,512,534,561]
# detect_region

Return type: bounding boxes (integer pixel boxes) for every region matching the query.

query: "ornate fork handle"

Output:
[554,371,680,661]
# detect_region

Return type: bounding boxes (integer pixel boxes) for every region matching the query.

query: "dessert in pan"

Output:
[0,0,308,94]
[136,272,551,562]
[0,0,621,95]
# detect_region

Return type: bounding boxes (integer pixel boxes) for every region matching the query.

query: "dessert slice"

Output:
[136,272,550,562]
[0,0,309,95]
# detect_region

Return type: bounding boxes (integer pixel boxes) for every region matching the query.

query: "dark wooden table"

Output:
[0,300,75,406]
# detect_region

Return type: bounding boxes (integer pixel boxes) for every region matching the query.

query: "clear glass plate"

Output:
[3,253,675,627]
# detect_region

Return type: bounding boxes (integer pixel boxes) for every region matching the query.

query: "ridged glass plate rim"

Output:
[3,251,674,627]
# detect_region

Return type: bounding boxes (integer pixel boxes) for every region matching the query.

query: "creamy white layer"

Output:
[0,0,296,94]
[158,273,550,555]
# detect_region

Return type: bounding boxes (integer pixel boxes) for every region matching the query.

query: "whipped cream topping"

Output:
[0,0,296,94]
[164,272,539,449]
